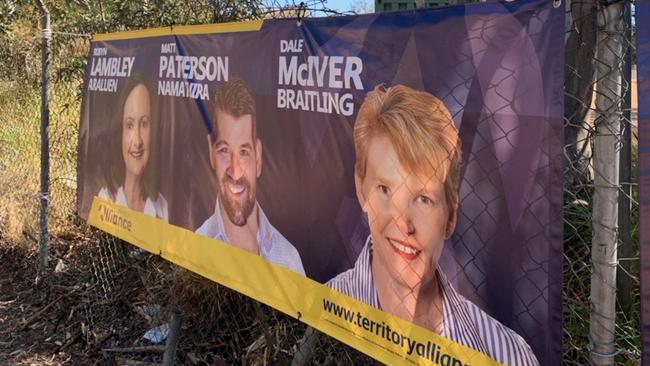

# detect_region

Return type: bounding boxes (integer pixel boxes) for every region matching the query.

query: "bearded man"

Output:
[196,77,305,275]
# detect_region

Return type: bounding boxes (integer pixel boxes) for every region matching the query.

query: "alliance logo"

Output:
[98,204,132,232]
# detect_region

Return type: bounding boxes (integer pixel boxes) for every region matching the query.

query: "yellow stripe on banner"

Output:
[172,20,263,35]
[88,197,163,254]
[88,197,503,366]
[91,19,263,42]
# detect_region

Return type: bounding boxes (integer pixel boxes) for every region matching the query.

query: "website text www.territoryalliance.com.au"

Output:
[322,298,471,366]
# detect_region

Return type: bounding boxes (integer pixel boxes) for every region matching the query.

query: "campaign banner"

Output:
[77,0,563,364]
[638,0,650,363]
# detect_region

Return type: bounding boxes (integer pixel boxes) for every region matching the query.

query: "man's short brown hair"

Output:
[354,85,462,208]
[212,76,257,141]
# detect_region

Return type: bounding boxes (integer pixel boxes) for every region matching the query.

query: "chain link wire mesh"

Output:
[563,0,639,364]
[0,0,641,364]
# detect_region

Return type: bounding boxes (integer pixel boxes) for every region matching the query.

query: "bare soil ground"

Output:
[0,234,161,365]
[0,230,374,366]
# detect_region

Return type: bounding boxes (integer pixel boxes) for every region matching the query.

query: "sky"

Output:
[326,0,366,12]
[312,0,374,15]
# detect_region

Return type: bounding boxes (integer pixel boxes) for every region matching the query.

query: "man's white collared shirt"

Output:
[196,200,305,275]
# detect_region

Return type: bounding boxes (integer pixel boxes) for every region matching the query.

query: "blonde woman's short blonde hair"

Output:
[354,85,462,208]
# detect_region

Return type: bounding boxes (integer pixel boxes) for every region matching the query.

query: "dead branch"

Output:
[102,345,166,353]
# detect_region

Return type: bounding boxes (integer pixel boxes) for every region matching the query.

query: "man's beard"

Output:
[218,175,256,227]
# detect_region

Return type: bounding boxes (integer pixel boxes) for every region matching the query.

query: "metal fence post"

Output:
[162,307,184,366]
[35,0,51,276]
[590,1,626,365]
[616,0,633,318]
[291,326,320,366]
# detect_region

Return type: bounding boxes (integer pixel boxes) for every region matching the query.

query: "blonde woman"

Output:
[327,85,537,365]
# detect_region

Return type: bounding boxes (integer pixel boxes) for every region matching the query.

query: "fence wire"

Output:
[563,0,639,365]
[0,0,641,365]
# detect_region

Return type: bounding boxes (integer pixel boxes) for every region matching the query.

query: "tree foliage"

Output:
[0,0,267,82]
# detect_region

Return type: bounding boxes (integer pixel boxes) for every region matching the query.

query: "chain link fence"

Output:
[563,0,639,364]
[0,0,642,365]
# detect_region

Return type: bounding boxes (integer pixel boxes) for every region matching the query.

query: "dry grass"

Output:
[0,79,81,244]
[0,81,41,245]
